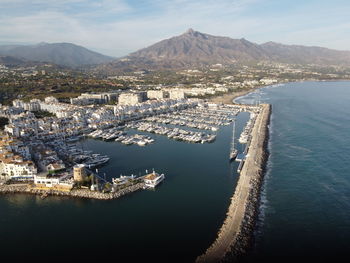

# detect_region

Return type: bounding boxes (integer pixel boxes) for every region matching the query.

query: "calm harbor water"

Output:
[0,110,249,261]
[237,81,350,261]
[2,81,350,261]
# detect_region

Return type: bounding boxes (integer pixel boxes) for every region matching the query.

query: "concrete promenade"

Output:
[197,104,271,263]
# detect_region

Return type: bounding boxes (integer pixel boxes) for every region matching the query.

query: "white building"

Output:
[147,90,167,100]
[34,172,73,190]
[23,99,41,112]
[71,92,119,105]
[44,96,59,104]
[169,89,185,100]
[0,152,37,180]
[13,99,24,108]
[260,78,278,85]
[118,93,144,106]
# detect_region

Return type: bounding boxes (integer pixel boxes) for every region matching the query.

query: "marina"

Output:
[126,121,217,144]
[0,100,255,262]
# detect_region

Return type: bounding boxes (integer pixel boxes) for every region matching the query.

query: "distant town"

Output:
[1,60,350,105]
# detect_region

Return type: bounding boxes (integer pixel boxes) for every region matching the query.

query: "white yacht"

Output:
[137,141,147,146]
[144,171,165,188]
[112,174,136,187]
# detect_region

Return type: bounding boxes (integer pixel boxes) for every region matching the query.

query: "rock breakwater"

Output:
[0,183,145,200]
[197,104,271,263]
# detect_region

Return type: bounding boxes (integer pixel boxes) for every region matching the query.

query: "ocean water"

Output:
[0,109,250,261]
[237,81,350,261]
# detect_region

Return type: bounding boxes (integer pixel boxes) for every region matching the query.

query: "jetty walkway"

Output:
[197,104,271,263]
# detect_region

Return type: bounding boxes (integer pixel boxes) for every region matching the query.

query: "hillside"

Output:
[0,43,114,67]
[100,29,350,72]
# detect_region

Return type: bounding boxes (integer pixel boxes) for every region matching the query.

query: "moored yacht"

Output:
[230,149,238,161]
[144,171,165,188]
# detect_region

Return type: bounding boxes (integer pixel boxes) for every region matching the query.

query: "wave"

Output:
[252,109,274,245]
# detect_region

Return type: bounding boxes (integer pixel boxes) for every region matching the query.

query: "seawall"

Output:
[196,103,271,263]
[0,183,145,200]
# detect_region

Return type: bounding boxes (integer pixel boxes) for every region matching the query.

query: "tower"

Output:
[73,164,86,182]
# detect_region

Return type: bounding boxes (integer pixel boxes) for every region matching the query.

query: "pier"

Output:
[196,103,271,263]
[0,182,145,200]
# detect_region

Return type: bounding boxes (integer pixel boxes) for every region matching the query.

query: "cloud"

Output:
[0,0,263,56]
[0,0,349,56]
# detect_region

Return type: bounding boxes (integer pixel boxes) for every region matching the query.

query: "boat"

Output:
[143,171,165,188]
[115,135,126,142]
[137,141,147,146]
[230,149,238,161]
[66,136,81,143]
[84,157,110,168]
[239,134,248,144]
[122,139,133,145]
[230,119,238,161]
[112,174,136,186]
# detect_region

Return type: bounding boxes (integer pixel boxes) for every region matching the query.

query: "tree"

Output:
[0,117,9,130]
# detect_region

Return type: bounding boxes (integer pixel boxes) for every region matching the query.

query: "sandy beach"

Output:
[209,88,257,104]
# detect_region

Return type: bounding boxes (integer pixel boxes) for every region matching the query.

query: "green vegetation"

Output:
[103,182,112,193]
[1,61,350,106]
[33,110,55,119]
[47,169,65,175]
[0,67,126,104]
[0,117,9,130]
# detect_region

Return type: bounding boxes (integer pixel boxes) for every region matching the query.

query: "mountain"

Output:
[0,43,114,67]
[260,41,350,65]
[0,55,54,67]
[129,29,269,65]
[100,29,350,72]
[0,56,28,67]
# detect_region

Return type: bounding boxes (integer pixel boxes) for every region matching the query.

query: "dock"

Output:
[196,103,271,263]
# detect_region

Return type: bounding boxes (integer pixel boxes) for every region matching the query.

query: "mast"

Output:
[230,118,238,161]
[231,118,236,151]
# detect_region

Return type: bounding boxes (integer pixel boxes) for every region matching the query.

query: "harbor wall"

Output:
[196,103,271,263]
[0,183,145,200]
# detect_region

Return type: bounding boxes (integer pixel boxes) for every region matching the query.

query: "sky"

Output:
[0,0,349,57]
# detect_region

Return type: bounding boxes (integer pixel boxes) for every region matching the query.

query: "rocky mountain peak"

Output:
[185,28,195,34]
[107,29,350,71]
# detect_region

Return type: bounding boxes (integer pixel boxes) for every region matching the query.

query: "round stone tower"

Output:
[73,164,86,182]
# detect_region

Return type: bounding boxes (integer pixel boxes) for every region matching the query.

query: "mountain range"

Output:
[98,29,350,72]
[0,42,114,68]
[2,29,350,71]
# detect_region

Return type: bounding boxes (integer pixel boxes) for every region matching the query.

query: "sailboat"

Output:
[229,119,238,161]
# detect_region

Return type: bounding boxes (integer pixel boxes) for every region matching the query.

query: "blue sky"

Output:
[0,0,349,57]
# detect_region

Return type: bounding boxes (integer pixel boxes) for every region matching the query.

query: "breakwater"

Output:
[196,103,271,263]
[0,183,145,200]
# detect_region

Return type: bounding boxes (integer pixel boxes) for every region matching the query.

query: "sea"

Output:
[1,81,349,261]
[236,81,350,261]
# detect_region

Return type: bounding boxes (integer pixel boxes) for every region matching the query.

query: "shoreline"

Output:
[0,183,145,200]
[213,78,350,105]
[209,88,257,105]
[208,80,291,105]
[196,103,271,263]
